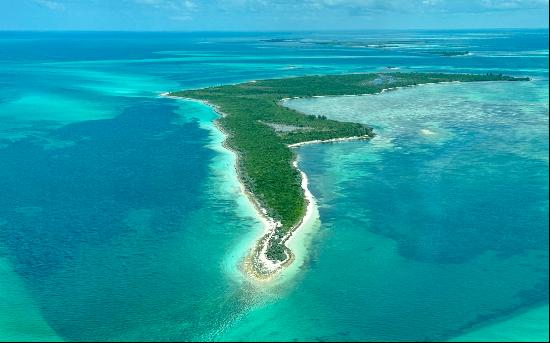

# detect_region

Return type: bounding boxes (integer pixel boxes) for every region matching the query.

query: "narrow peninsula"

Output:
[169,72,529,279]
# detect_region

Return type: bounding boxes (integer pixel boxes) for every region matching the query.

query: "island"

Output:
[424,50,471,56]
[169,72,529,280]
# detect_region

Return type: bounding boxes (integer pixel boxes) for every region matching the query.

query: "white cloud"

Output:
[133,0,198,12]
[220,0,548,13]
[133,0,197,10]
[33,0,65,11]
[131,0,198,20]
[480,0,549,10]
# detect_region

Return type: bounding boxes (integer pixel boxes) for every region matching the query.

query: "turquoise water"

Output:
[274,81,549,341]
[0,30,548,341]
[449,305,549,342]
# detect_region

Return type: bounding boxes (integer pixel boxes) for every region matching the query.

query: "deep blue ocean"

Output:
[0,30,548,341]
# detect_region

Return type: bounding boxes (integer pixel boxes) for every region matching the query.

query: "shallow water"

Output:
[258,80,548,341]
[0,30,548,341]
[449,305,549,342]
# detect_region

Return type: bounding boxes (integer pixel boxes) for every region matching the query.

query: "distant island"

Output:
[259,38,473,57]
[169,72,529,280]
[424,50,471,56]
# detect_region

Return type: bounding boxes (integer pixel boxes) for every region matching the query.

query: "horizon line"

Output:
[0,27,548,34]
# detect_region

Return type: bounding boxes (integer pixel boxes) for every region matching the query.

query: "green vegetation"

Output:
[170,72,529,261]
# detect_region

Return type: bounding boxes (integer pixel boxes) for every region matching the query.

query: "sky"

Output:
[0,0,548,31]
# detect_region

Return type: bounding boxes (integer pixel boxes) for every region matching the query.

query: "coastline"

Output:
[162,92,320,281]
[278,80,499,105]
[162,75,529,282]
[161,80,467,281]
[287,135,371,148]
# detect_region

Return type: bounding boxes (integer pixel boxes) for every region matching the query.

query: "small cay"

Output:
[169,72,529,280]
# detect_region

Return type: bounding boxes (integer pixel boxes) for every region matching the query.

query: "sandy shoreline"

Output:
[162,92,320,281]
[160,79,465,281]
[288,135,371,147]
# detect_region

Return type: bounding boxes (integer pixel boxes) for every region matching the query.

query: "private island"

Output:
[169,72,529,280]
